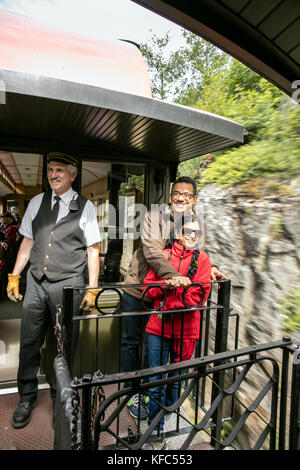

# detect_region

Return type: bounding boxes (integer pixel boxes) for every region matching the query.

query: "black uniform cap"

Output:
[47,152,79,168]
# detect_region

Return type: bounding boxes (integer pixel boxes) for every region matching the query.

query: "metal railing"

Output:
[53,280,300,450]
[59,280,234,376]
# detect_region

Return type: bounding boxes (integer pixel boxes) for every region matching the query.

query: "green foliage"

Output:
[141,31,300,186]
[221,420,234,441]
[140,31,187,100]
[195,70,298,142]
[225,60,262,97]
[176,156,202,180]
[140,30,230,102]
[279,286,300,333]
[271,216,284,239]
[119,175,144,195]
[200,138,300,186]
[176,31,230,104]
[186,63,300,185]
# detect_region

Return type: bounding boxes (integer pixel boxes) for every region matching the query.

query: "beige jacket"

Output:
[124,204,186,299]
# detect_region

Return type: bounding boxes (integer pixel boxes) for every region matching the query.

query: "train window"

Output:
[120,167,145,274]
[95,198,109,255]
[120,185,144,272]
[81,161,145,277]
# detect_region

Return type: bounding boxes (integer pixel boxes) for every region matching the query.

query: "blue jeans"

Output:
[120,293,149,383]
[147,333,185,431]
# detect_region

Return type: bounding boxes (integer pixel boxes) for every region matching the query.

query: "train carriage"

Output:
[0,5,298,451]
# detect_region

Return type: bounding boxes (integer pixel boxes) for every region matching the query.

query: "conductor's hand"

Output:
[7,273,23,302]
[80,289,99,313]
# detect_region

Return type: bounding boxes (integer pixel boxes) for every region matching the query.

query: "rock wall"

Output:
[197,180,300,448]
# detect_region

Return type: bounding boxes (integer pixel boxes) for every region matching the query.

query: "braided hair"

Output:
[186,248,200,278]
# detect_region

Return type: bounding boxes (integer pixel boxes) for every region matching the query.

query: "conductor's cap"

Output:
[47,152,79,168]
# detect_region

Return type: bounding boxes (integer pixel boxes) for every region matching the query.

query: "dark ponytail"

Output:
[187,248,200,278]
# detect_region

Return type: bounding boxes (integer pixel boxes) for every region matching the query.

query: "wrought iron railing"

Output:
[59,280,234,375]
[53,281,300,450]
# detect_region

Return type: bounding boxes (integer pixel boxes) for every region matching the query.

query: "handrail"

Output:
[53,279,300,450]
[70,338,293,389]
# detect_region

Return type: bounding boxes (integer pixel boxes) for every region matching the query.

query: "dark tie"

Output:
[51,195,60,224]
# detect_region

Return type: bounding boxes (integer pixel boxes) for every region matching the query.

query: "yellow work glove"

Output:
[7,274,23,302]
[80,289,99,313]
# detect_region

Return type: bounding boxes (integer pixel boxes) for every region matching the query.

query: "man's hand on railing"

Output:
[165,276,192,289]
[80,289,99,313]
[210,266,227,282]
[7,273,23,302]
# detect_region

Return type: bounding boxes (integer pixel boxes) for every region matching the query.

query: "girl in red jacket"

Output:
[142,214,211,446]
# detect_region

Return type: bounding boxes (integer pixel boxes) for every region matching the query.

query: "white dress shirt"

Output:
[19,188,101,247]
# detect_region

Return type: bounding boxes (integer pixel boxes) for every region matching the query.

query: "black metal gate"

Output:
[53,280,300,450]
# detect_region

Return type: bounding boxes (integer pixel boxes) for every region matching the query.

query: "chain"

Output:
[91,371,106,435]
[54,304,63,356]
[71,388,80,450]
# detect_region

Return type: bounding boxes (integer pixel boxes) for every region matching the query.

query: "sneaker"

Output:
[127,393,149,420]
[142,439,168,450]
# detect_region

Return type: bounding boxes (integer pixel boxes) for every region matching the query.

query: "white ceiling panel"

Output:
[82,161,111,187]
[0,180,9,197]
[12,153,41,186]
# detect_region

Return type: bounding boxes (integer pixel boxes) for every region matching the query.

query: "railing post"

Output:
[279,339,291,450]
[289,346,300,450]
[210,280,231,448]
[62,286,75,373]
[214,280,231,356]
[81,377,92,450]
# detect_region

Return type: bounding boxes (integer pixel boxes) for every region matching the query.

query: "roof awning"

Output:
[0,68,246,165]
[0,8,246,182]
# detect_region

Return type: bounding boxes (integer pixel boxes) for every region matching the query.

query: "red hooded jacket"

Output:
[144,241,211,342]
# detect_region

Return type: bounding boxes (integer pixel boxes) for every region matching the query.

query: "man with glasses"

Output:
[121,176,225,419]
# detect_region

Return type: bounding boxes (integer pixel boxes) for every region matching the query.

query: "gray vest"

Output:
[30,191,88,281]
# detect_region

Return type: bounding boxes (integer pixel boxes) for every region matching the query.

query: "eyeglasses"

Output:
[183,228,202,238]
[171,190,194,200]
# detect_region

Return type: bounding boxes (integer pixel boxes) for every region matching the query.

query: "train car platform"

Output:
[0,388,54,450]
[0,297,212,451]
[0,384,213,451]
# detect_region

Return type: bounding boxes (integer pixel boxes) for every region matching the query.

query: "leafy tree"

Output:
[141,31,300,187]
[140,30,187,100]
[177,31,230,105]
[179,60,300,186]
[140,30,230,102]
[225,60,262,97]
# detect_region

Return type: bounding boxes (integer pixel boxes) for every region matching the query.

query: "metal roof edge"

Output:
[0,68,246,144]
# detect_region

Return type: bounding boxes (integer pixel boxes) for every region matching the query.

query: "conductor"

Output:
[7,152,101,429]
